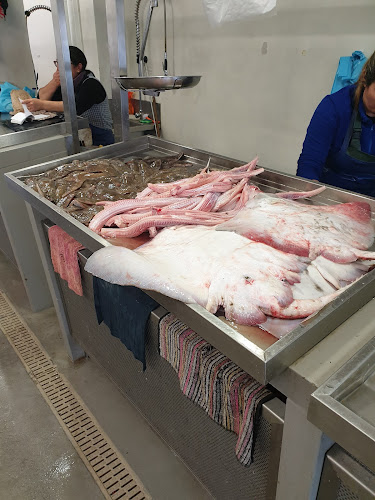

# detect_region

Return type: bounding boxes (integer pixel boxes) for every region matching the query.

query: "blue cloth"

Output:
[89,124,115,146]
[331,51,366,94]
[92,277,159,370]
[0,82,36,112]
[297,85,375,182]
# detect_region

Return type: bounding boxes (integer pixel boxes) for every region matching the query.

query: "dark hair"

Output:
[69,46,87,70]
[354,50,375,108]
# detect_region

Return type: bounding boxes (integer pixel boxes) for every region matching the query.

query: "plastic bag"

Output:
[331,51,367,94]
[202,0,276,26]
[0,82,36,113]
[0,82,19,113]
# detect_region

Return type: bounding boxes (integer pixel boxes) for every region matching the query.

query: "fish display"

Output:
[85,225,374,335]
[24,150,375,338]
[217,193,375,263]
[23,153,202,226]
[85,156,375,337]
[89,158,326,239]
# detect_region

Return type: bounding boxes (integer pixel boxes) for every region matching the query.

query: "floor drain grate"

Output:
[0,292,151,500]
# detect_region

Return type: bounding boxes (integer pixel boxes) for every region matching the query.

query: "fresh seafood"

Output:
[85,225,371,333]
[89,158,332,239]
[89,159,265,238]
[23,153,202,226]
[217,193,375,263]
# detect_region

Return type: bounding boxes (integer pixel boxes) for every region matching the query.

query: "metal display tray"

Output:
[5,136,375,384]
[309,336,375,472]
[0,116,89,149]
[115,76,201,91]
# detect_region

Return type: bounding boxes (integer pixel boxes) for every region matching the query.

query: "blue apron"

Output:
[321,108,375,197]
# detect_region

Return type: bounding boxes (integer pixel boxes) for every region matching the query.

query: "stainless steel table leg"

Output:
[0,168,52,312]
[275,399,333,500]
[27,204,85,361]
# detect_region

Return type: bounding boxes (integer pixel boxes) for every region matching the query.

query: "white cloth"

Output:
[10,112,29,125]
[10,99,55,124]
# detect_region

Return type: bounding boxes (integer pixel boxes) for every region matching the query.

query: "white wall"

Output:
[23,0,56,89]
[78,0,112,96]
[0,1,35,88]
[22,0,111,95]
[124,0,375,175]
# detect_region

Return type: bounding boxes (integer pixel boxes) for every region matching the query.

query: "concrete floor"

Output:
[0,251,212,500]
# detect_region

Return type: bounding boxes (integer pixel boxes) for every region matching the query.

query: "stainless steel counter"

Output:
[5,135,375,383]
[309,336,375,471]
[0,113,89,149]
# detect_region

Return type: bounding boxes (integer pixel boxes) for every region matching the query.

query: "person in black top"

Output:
[23,46,114,146]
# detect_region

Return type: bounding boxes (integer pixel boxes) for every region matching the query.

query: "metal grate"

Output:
[0,291,150,500]
[336,481,360,500]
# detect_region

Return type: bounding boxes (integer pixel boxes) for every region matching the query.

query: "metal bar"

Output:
[262,398,285,500]
[275,399,333,500]
[105,0,129,142]
[27,204,85,362]
[51,0,80,154]
[309,337,375,472]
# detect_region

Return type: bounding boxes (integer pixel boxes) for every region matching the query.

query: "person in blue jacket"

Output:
[297,50,375,197]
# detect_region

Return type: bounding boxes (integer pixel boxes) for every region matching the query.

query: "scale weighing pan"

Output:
[115,75,201,91]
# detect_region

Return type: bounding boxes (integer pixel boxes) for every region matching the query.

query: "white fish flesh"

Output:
[217,193,375,263]
[85,226,356,330]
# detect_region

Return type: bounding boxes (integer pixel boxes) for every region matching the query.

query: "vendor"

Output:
[297,50,375,197]
[23,46,114,146]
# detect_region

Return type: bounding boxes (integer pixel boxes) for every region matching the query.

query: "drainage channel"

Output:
[0,292,150,500]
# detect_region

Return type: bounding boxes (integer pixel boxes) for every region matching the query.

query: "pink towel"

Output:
[48,226,84,296]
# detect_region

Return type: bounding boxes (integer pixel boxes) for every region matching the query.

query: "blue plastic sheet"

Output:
[331,51,367,94]
[0,82,36,113]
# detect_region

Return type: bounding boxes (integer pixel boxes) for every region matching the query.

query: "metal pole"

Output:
[106,0,129,142]
[50,0,80,155]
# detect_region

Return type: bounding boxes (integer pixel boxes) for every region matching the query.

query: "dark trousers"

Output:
[90,124,115,146]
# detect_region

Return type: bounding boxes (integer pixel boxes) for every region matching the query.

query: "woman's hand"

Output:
[22,98,45,113]
[22,98,64,113]
[37,71,60,100]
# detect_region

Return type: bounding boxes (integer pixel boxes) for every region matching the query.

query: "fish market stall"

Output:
[5,135,375,499]
[6,136,375,379]
[5,3,375,497]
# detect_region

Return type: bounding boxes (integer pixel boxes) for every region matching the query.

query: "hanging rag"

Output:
[48,226,84,296]
[92,278,159,370]
[159,313,274,466]
[331,51,367,94]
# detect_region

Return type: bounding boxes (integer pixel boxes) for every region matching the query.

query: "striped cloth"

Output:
[159,313,274,466]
